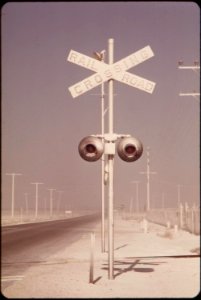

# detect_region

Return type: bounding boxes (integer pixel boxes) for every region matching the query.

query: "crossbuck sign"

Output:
[67,45,156,98]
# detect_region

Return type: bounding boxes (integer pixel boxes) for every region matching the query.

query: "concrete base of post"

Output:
[174,224,178,234]
[142,218,148,233]
[89,232,95,284]
[166,221,171,229]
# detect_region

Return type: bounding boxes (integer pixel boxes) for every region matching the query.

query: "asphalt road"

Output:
[1,213,100,290]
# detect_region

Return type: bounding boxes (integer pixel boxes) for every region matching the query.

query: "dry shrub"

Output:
[158,229,174,239]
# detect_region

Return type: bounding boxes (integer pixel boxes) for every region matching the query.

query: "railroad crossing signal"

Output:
[67,46,156,98]
[67,39,156,280]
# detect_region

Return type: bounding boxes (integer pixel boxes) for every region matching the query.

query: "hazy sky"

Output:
[1,2,200,213]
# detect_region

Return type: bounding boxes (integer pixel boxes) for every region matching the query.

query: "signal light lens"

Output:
[78,136,104,162]
[125,144,136,155]
[117,136,143,162]
[86,144,96,154]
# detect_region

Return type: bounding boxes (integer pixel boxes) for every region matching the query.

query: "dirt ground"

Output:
[2,216,200,298]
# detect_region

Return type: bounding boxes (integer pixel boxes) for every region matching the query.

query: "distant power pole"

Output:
[131,181,140,213]
[56,190,64,214]
[24,193,29,215]
[129,197,133,214]
[177,184,184,208]
[31,182,44,218]
[178,60,200,99]
[6,173,22,218]
[48,188,56,217]
[162,192,165,209]
[140,147,156,211]
[43,197,47,215]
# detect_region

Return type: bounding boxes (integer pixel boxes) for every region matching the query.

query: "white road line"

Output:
[1,275,24,282]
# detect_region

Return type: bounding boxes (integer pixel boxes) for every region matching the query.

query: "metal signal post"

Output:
[94,50,107,254]
[108,38,114,279]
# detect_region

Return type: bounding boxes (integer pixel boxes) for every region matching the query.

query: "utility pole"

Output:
[140,147,156,211]
[56,190,64,214]
[44,197,47,216]
[129,197,133,215]
[178,60,200,99]
[177,184,184,207]
[177,184,184,229]
[162,192,165,209]
[6,173,22,218]
[31,182,44,219]
[24,193,29,215]
[48,188,56,218]
[131,181,140,213]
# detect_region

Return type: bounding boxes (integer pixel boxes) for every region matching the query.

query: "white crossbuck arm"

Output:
[67,46,156,98]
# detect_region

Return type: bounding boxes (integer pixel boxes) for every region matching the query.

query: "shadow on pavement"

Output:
[102,258,167,279]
